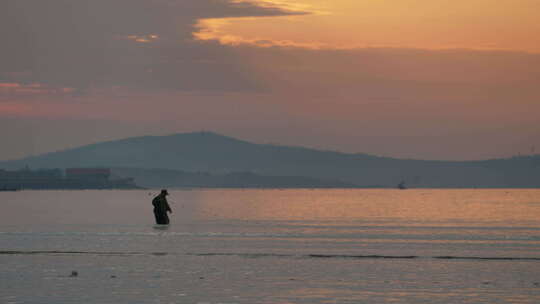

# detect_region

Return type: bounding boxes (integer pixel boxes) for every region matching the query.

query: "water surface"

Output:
[1,189,539,303]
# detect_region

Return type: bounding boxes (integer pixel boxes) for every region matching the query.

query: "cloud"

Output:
[197,0,540,52]
[0,82,74,97]
[0,0,301,91]
[1,1,539,161]
[234,46,540,103]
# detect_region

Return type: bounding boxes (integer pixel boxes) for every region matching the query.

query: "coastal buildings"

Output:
[0,168,138,190]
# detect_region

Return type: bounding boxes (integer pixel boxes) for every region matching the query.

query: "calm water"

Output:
[1,189,540,303]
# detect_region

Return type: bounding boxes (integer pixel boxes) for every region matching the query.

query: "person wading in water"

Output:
[152,189,172,225]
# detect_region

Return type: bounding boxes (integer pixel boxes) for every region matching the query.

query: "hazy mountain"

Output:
[1,132,539,188]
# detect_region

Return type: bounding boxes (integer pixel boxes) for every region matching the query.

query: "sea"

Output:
[1,189,539,304]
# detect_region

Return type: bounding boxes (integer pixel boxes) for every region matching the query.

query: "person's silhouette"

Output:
[152,189,172,225]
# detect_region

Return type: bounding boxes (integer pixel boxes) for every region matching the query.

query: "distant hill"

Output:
[1,132,539,188]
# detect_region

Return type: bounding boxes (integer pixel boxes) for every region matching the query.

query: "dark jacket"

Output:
[152,194,171,214]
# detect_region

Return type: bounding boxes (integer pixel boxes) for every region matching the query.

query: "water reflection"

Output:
[1,189,539,258]
[1,189,540,303]
[193,189,540,226]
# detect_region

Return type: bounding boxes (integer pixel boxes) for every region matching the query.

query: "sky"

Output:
[1,0,539,161]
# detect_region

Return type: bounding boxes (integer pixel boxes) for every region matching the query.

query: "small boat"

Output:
[397,181,407,190]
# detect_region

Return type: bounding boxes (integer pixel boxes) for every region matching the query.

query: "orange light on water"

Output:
[194,189,540,226]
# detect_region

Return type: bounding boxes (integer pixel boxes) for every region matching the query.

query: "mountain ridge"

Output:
[1,131,539,188]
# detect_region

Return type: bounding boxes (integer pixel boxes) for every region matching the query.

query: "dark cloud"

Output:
[0,0,300,91]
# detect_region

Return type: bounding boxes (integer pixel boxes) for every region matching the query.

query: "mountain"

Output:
[1,131,539,188]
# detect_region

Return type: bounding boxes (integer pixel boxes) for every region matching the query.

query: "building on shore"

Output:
[0,167,139,190]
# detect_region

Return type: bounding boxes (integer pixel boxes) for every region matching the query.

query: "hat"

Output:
[161,189,169,195]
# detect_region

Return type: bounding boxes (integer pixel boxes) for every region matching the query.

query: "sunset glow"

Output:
[125,34,160,43]
[1,0,539,160]
[196,0,540,51]
[0,82,75,96]
[2,2,540,303]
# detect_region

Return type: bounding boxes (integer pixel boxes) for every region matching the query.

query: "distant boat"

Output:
[397,181,407,190]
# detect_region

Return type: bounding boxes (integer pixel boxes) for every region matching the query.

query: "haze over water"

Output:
[1,189,540,303]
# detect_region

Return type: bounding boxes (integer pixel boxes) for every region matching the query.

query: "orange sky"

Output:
[196,0,540,51]
[1,0,539,161]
